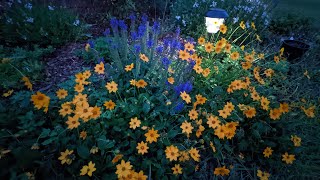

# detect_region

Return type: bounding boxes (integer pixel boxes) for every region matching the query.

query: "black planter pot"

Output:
[281,40,310,61]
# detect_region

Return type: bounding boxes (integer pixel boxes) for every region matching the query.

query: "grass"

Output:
[274,0,320,28]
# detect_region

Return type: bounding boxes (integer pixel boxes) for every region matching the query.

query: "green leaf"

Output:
[41,137,56,145]
[167,129,178,139]
[39,128,51,138]
[97,135,115,150]
[77,145,90,159]
[142,102,151,113]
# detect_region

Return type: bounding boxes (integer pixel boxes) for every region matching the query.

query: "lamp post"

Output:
[205,8,229,33]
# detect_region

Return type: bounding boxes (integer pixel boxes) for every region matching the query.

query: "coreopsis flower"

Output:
[256,34,262,42]
[269,108,282,120]
[31,143,40,150]
[258,53,265,59]
[165,145,179,161]
[94,62,105,74]
[145,128,160,143]
[129,117,141,129]
[90,106,101,119]
[136,79,148,88]
[230,52,240,60]
[75,102,93,119]
[219,24,227,34]
[184,42,194,51]
[263,147,273,158]
[193,64,203,74]
[225,43,231,53]
[196,125,205,138]
[251,91,260,101]
[85,43,90,52]
[264,68,274,77]
[31,91,50,113]
[241,62,252,70]
[112,154,123,164]
[125,63,134,72]
[136,141,149,155]
[257,170,270,180]
[2,89,14,97]
[240,21,246,29]
[180,121,193,136]
[56,89,68,99]
[215,125,226,139]
[116,160,132,178]
[172,164,183,175]
[104,100,116,110]
[180,91,191,104]
[179,50,190,61]
[179,151,190,162]
[245,54,254,62]
[301,105,316,118]
[279,102,290,113]
[207,115,220,129]
[224,102,235,113]
[205,42,214,53]
[75,73,87,84]
[130,79,137,86]
[80,131,87,140]
[139,53,149,62]
[282,152,295,164]
[260,96,270,110]
[291,135,302,147]
[198,37,205,45]
[188,109,198,120]
[83,70,91,79]
[214,166,230,176]
[66,115,80,129]
[274,56,280,63]
[58,149,74,165]
[73,93,88,106]
[105,81,118,93]
[215,46,222,54]
[74,84,84,93]
[202,68,211,77]
[22,76,33,90]
[80,161,96,177]
[189,147,200,162]
[59,102,73,117]
[90,146,99,154]
[218,109,231,119]
[243,107,256,118]
[167,77,175,84]
[195,94,207,105]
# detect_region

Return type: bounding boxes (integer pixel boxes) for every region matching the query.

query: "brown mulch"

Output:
[34,42,89,92]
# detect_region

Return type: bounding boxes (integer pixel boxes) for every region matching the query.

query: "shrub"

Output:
[1,16,319,179]
[1,0,86,47]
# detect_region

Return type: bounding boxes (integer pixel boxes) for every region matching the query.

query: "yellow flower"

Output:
[58,149,74,165]
[258,53,265,59]
[207,115,220,129]
[22,76,33,90]
[263,147,273,158]
[256,34,262,42]
[94,62,105,74]
[184,42,194,51]
[240,21,246,29]
[116,160,132,178]
[180,91,191,104]
[136,79,148,88]
[130,79,136,86]
[172,164,183,175]
[75,102,93,119]
[85,43,90,52]
[243,107,256,118]
[180,121,193,136]
[188,109,198,120]
[260,96,270,110]
[136,141,149,155]
[90,146,99,154]
[145,128,160,143]
[56,89,68,99]
[269,108,282,120]
[104,100,116,110]
[112,154,123,164]
[218,109,231,119]
[179,50,190,61]
[2,89,14,97]
[257,170,270,180]
[241,45,245,51]
[105,81,118,93]
[125,63,134,72]
[279,102,290,113]
[282,152,295,164]
[230,52,240,60]
[80,161,96,177]
[205,42,214,53]
[241,61,252,70]
[66,115,80,129]
[274,56,280,63]
[195,94,207,105]
[198,37,205,45]
[301,105,316,118]
[74,84,84,93]
[219,24,227,34]
[189,147,200,162]
[251,22,256,30]
[167,77,175,84]
[31,91,50,113]
[214,166,230,176]
[136,170,148,180]
[165,145,179,161]
[210,141,216,152]
[291,135,302,147]
[202,68,211,77]
[129,117,141,129]
[90,106,101,119]
[80,131,87,140]
[139,53,149,62]
[193,64,203,74]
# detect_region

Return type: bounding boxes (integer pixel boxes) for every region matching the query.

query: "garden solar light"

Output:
[205,8,229,33]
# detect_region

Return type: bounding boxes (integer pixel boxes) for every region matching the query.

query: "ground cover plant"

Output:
[1,10,319,179]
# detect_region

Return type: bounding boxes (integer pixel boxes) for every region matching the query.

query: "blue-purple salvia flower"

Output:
[147,39,154,48]
[134,44,141,53]
[174,81,193,95]
[103,28,110,36]
[141,14,148,23]
[175,27,181,37]
[129,13,136,21]
[161,57,171,69]
[88,40,95,49]
[98,57,105,63]
[118,20,127,30]
[174,102,185,113]
[152,21,160,34]
[131,31,138,41]
[138,24,146,37]
[110,18,119,29]
[163,39,171,48]
[156,46,164,53]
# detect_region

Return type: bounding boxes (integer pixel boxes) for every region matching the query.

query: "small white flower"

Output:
[48,5,54,11]
[24,2,32,10]
[26,17,34,23]
[6,18,13,24]
[246,21,250,28]
[233,17,239,24]
[290,37,294,40]
[182,20,186,26]
[73,19,80,26]
[175,16,181,20]
[193,2,199,8]
[210,1,217,7]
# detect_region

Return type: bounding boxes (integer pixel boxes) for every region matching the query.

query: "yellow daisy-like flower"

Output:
[139,53,149,62]
[22,76,33,90]
[172,164,183,175]
[214,166,230,176]
[129,117,141,129]
[257,170,270,180]
[263,147,273,158]
[205,42,214,53]
[188,109,198,120]
[105,81,118,93]
[90,146,99,154]
[180,121,193,135]
[291,135,301,147]
[66,115,80,129]
[136,79,148,88]
[136,141,149,155]
[31,91,50,113]
[80,161,96,177]
[198,37,205,45]
[184,42,194,51]
[230,52,240,60]
[116,160,132,178]
[239,21,246,29]
[180,91,191,104]
[125,63,134,72]
[207,115,220,129]
[72,93,88,106]
[167,77,175,84]
[282,152,295,164]
[112,154,123,164]
[2,89,14,97]
[179,50,190,61]
[94,62,105,74]
[189,147,200,162]
[80,130,87,140]
[145,128,160,143]
[58,149,74,165]
[104,100,116,110]
[202,68,211,77]
[219,24,227,34]
[56,89,68,99]
[130,79,136,86]
[165,145,179,161]
[74,84,84,93]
